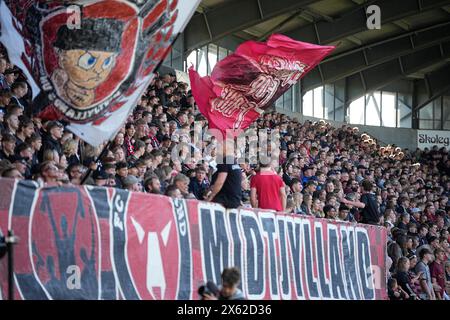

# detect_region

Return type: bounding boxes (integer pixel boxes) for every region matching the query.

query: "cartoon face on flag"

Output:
[189,34,335,137]
[0,0,200,145]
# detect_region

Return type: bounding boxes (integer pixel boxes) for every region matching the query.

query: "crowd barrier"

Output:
[0,178,387,300]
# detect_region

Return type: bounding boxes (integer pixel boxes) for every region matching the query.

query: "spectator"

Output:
[3,112,19,136]
[122,175,141,192]
[173,173,194,199]
[0,58,8,89]
[205,141,242,209]
[189,167,209,200]
[15,117,34,144]
[9,81,28,109]
[164,184,182,199]
[418,224,429,247]
[42,121,63,157]
[63,139,80,166]
[0,133,16,162]
[127,140,145,165]
[3,69,17,91]
[114,162,127,187]
[302,193,313,216]
[1,166,23,179]
[359,179,381,225]
[40,161,59,186]
[144,175,161,194]
[324,205,337,220]
[290,178,303,194]
[415,247,436,300]
[203,267,245,300]
[395,256,418,300]
[398,213,410,231]
[430,248,447,300]
[388,278,409,300]
[92,170,108,187]
[68,163,84,185]
[250,161,286,212]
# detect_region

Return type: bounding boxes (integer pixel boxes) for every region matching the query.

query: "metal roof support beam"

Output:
[340,43,450,104]
[285,0,449,45]
[301,22,450,91]
[184,0,317,52]
[415,63,450,110]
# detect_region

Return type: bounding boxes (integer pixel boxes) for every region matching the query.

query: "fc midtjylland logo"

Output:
[111,190,192,300]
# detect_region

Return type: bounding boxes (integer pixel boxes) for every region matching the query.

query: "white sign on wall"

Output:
[417,130,450,149]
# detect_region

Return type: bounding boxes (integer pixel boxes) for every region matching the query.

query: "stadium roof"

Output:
[184,0,450,105]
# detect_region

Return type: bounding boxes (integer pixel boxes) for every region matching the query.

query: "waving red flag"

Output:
[189,34,335,136]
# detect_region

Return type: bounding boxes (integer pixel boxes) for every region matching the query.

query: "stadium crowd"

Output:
[0,44,449,300]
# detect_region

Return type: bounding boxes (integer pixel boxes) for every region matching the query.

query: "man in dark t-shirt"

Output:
[205,142,242,208]
[207,162,242,208]
[360,179,381,225]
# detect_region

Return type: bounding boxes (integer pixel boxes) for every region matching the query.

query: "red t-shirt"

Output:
[250,171,285,211]
[429,261,445,296]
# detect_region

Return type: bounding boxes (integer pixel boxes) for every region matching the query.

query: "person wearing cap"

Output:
[92,170,108,187]
[3,68,17,91]
[301,166,314,185]
[102,163,116,177]
[114,161,128,189]
[12,156,29,179]
[122,175,141,192]
[410,207,422,225]
[415,247,436,300]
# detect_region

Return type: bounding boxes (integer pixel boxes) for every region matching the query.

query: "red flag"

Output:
[189,34,335,137]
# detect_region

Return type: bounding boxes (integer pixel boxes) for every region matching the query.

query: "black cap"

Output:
[93,170,108,180]
[116,162,128,170]
[4,68,17,75]
[12,156,27,165]
[167,102,178,109]
[54,18,124,52]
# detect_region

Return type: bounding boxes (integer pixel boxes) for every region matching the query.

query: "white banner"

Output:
[417,130,450,150]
